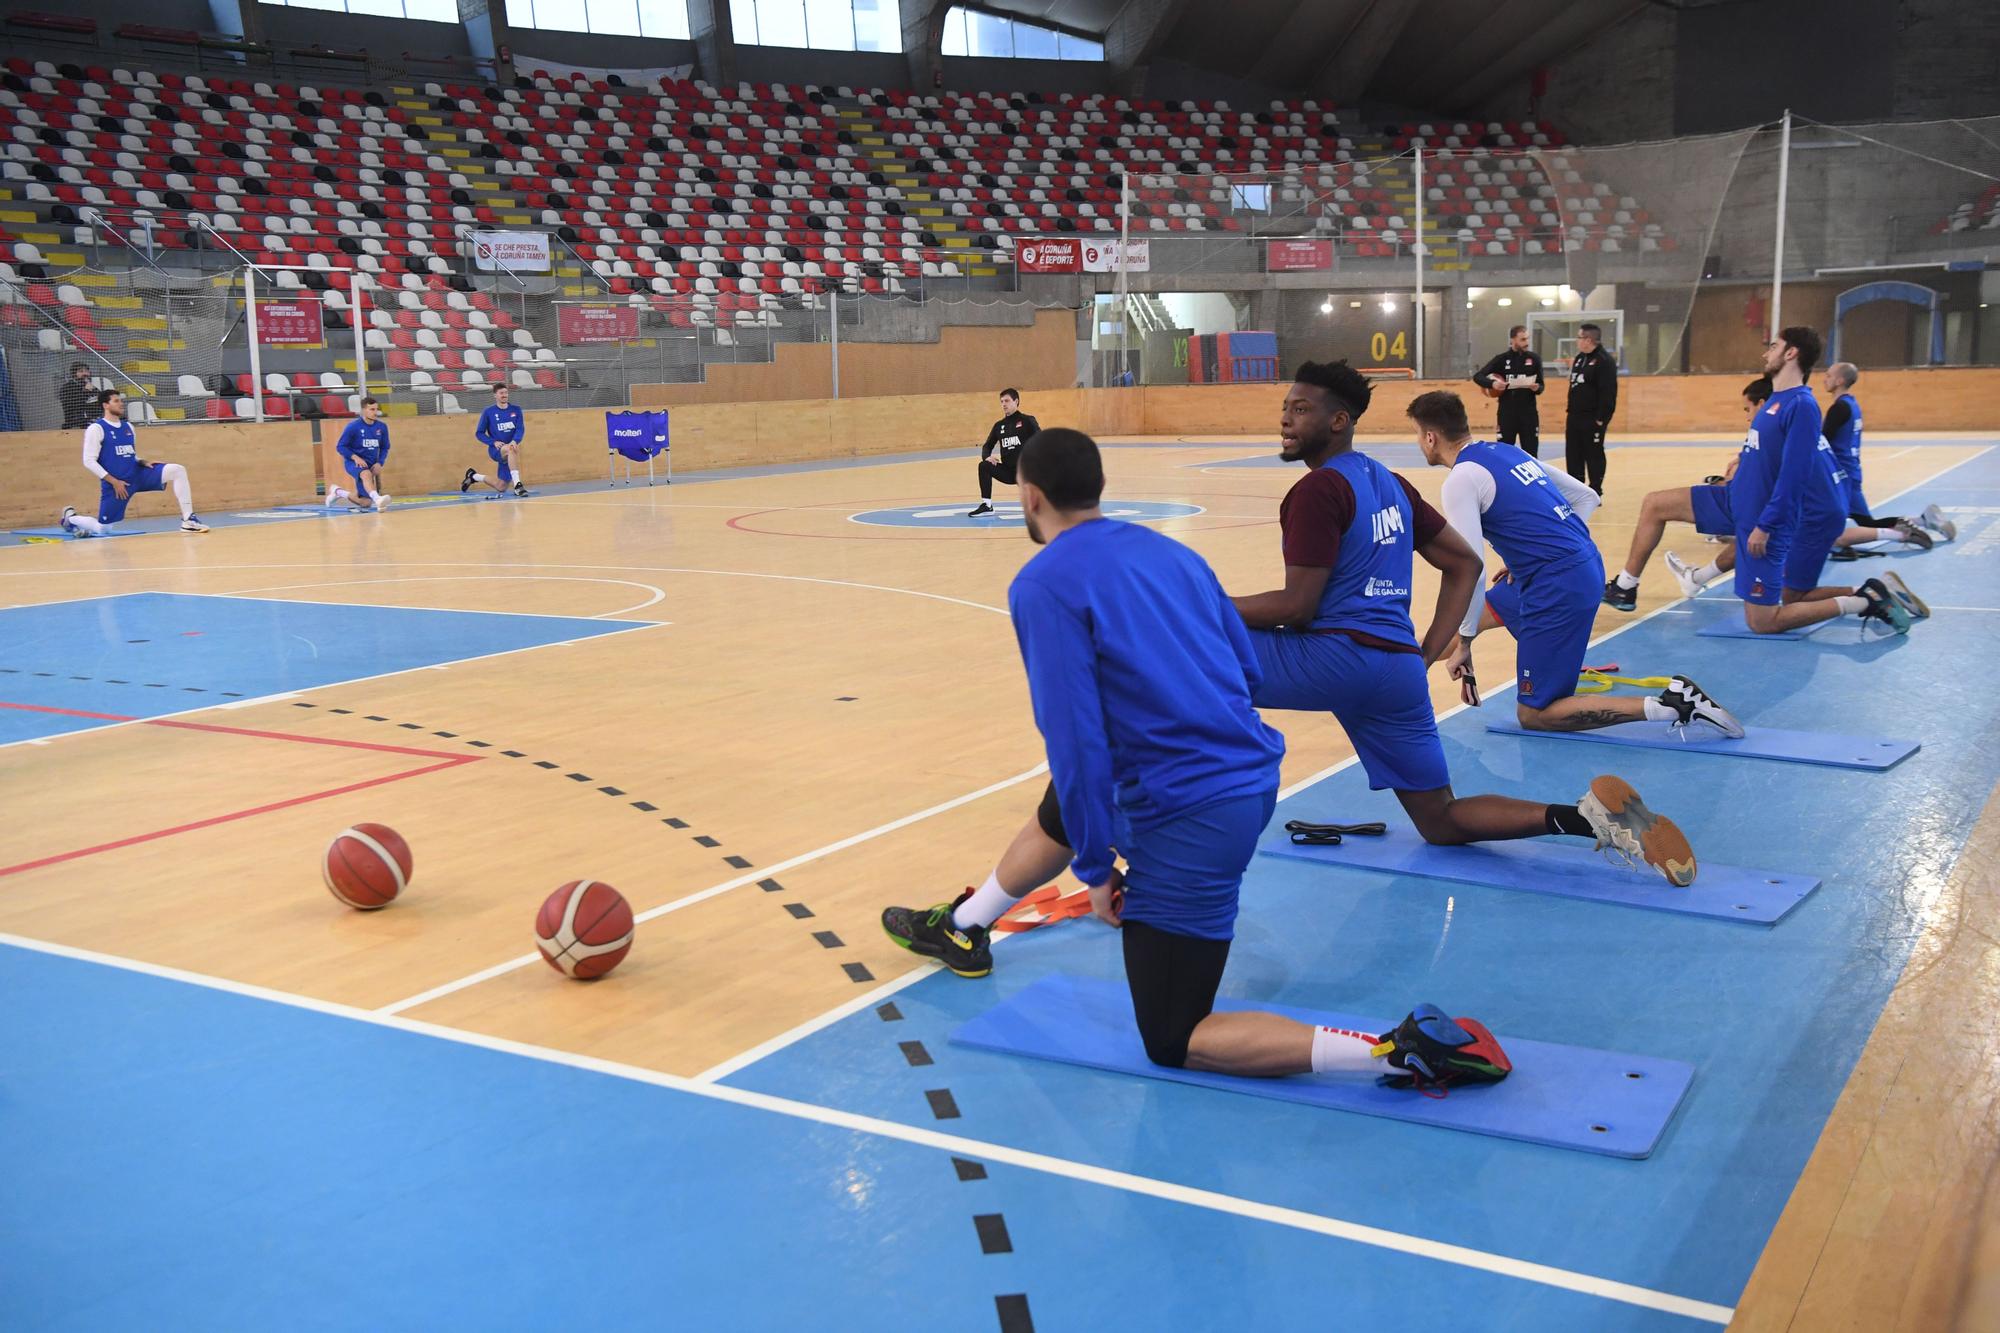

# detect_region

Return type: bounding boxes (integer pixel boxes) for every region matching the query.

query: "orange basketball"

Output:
[535,880,635,979]
[323,823,412,910]
[1482,380,1506,399]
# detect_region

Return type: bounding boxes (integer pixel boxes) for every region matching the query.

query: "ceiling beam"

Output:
[1104,0,1200,95]
[1316,0,1422,103]
[1443,0,1650,111]
[899,0,949,93]
[1246,0,1371,89]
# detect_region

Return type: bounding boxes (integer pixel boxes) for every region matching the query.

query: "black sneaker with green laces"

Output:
[881,889,993,977]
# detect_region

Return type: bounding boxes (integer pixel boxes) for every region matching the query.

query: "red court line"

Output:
[0,754,480,878]
[0,700,464,760]
[0,699,482,877]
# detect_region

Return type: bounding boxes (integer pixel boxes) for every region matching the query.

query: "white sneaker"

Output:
[1920,503,1957,543]
[324,486,344,508]
[1664,550,1706,600]
[59,505,78,534]
[179,515,210,533]
[373,494,389,511]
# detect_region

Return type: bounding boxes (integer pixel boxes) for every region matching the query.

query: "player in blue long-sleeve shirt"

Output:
[883,428,1512,1090]
[463,383,529,498]
[327,396,392,512]
[1729,327,1915,634]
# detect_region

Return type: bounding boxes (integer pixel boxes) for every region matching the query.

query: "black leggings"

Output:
[978,453,1018,499]
[1849,508,1907,528]
[1122,920,1232,1068]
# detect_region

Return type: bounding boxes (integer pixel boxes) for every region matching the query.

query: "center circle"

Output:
[848,500,1206,529]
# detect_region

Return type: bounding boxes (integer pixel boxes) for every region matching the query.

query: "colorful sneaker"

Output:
[881,890,992,978]
[1371,1005,1512,1094]
[1920,503,1956,543]
[1664,550,1706,600]
[1579,775,1697,887]
[59,505,78,534]
[1601,578,1637,612]
[1876,571,1929,620]
[1858,579,1912,635]
[1658,675,1744,739]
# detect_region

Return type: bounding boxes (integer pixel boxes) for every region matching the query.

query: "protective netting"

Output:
[0,263,227,430]
[1529,128,1757,376]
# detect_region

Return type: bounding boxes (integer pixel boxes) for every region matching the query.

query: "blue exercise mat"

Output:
[951,975,1694,1159]
[1694,618,1828,641]
[1256,826,1819,925]
[1483,717,1919,771]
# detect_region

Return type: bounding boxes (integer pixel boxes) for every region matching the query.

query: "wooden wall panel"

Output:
[1,421,319,529]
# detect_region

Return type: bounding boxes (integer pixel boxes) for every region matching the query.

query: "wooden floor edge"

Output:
[1728,780,2000,1332]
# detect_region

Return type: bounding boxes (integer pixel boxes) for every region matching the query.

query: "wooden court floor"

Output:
[2,432,1995,1328]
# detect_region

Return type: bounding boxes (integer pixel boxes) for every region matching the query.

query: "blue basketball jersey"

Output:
[1452,441,1594,581]
[477,404,524,444]
[337,418,391,467]
[1310,451,1418,647]
[91,417,141,481]
[1803,434,1850,526]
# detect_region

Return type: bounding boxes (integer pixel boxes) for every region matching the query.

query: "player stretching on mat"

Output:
[966,388,1039,517]
[326,396,392,512]
[1823,362,1953,545]
[60,388,209,536]
[1712,328,1918,636]
[884,429,1511,1093]
[1407,389,1742,736]
[463,383,529,498]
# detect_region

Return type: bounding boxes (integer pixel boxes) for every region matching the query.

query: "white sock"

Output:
[1693,560,1722,584]
[1875,528,1904,543]
[1642,697,1676,722]
[953,871,1024,930]
[1615,570,1641,590]
[1836,595,1867,616]
[511,471,525,488]
[1310,1025,1382,1076]
[472,472,489,485]
[69,513,106,535]
[163,463,193,519]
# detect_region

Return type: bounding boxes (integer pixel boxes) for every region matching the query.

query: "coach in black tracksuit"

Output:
[967,387,1040,516]
[1564,322,1618,494]
[1471,324,1545,457]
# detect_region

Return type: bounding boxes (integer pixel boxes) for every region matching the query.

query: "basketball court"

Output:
[5,432,1997,1329]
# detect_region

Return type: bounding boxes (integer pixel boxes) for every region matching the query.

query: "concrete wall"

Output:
[1893,0,2000,121]
[1477,5,1678,145]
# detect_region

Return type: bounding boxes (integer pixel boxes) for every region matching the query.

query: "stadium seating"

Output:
[2,50,1668,418]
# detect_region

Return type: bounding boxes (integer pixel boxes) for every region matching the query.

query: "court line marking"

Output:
[376,760,1052,1015]
[0,930,1733,1326]
[0,708,480,878]
[216,576,670,619]
[0,619,666,754]
[691,446,1998,1088]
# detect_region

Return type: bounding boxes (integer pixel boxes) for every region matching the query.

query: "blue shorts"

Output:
[1689,483,1733,537]
[1118,787,1277,941]
[98,463,165,523]
[1784,515,1847,591]
[1732,529,1788,606]
[343,455,383,482]
[1248,629,1450,793]
[1484,552,1603,709]
[485,442,514,482]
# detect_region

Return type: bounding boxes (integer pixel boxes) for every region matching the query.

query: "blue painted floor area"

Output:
[723,450,2000,1320]
[0,592,646,742]
[0,944,1700,1333]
